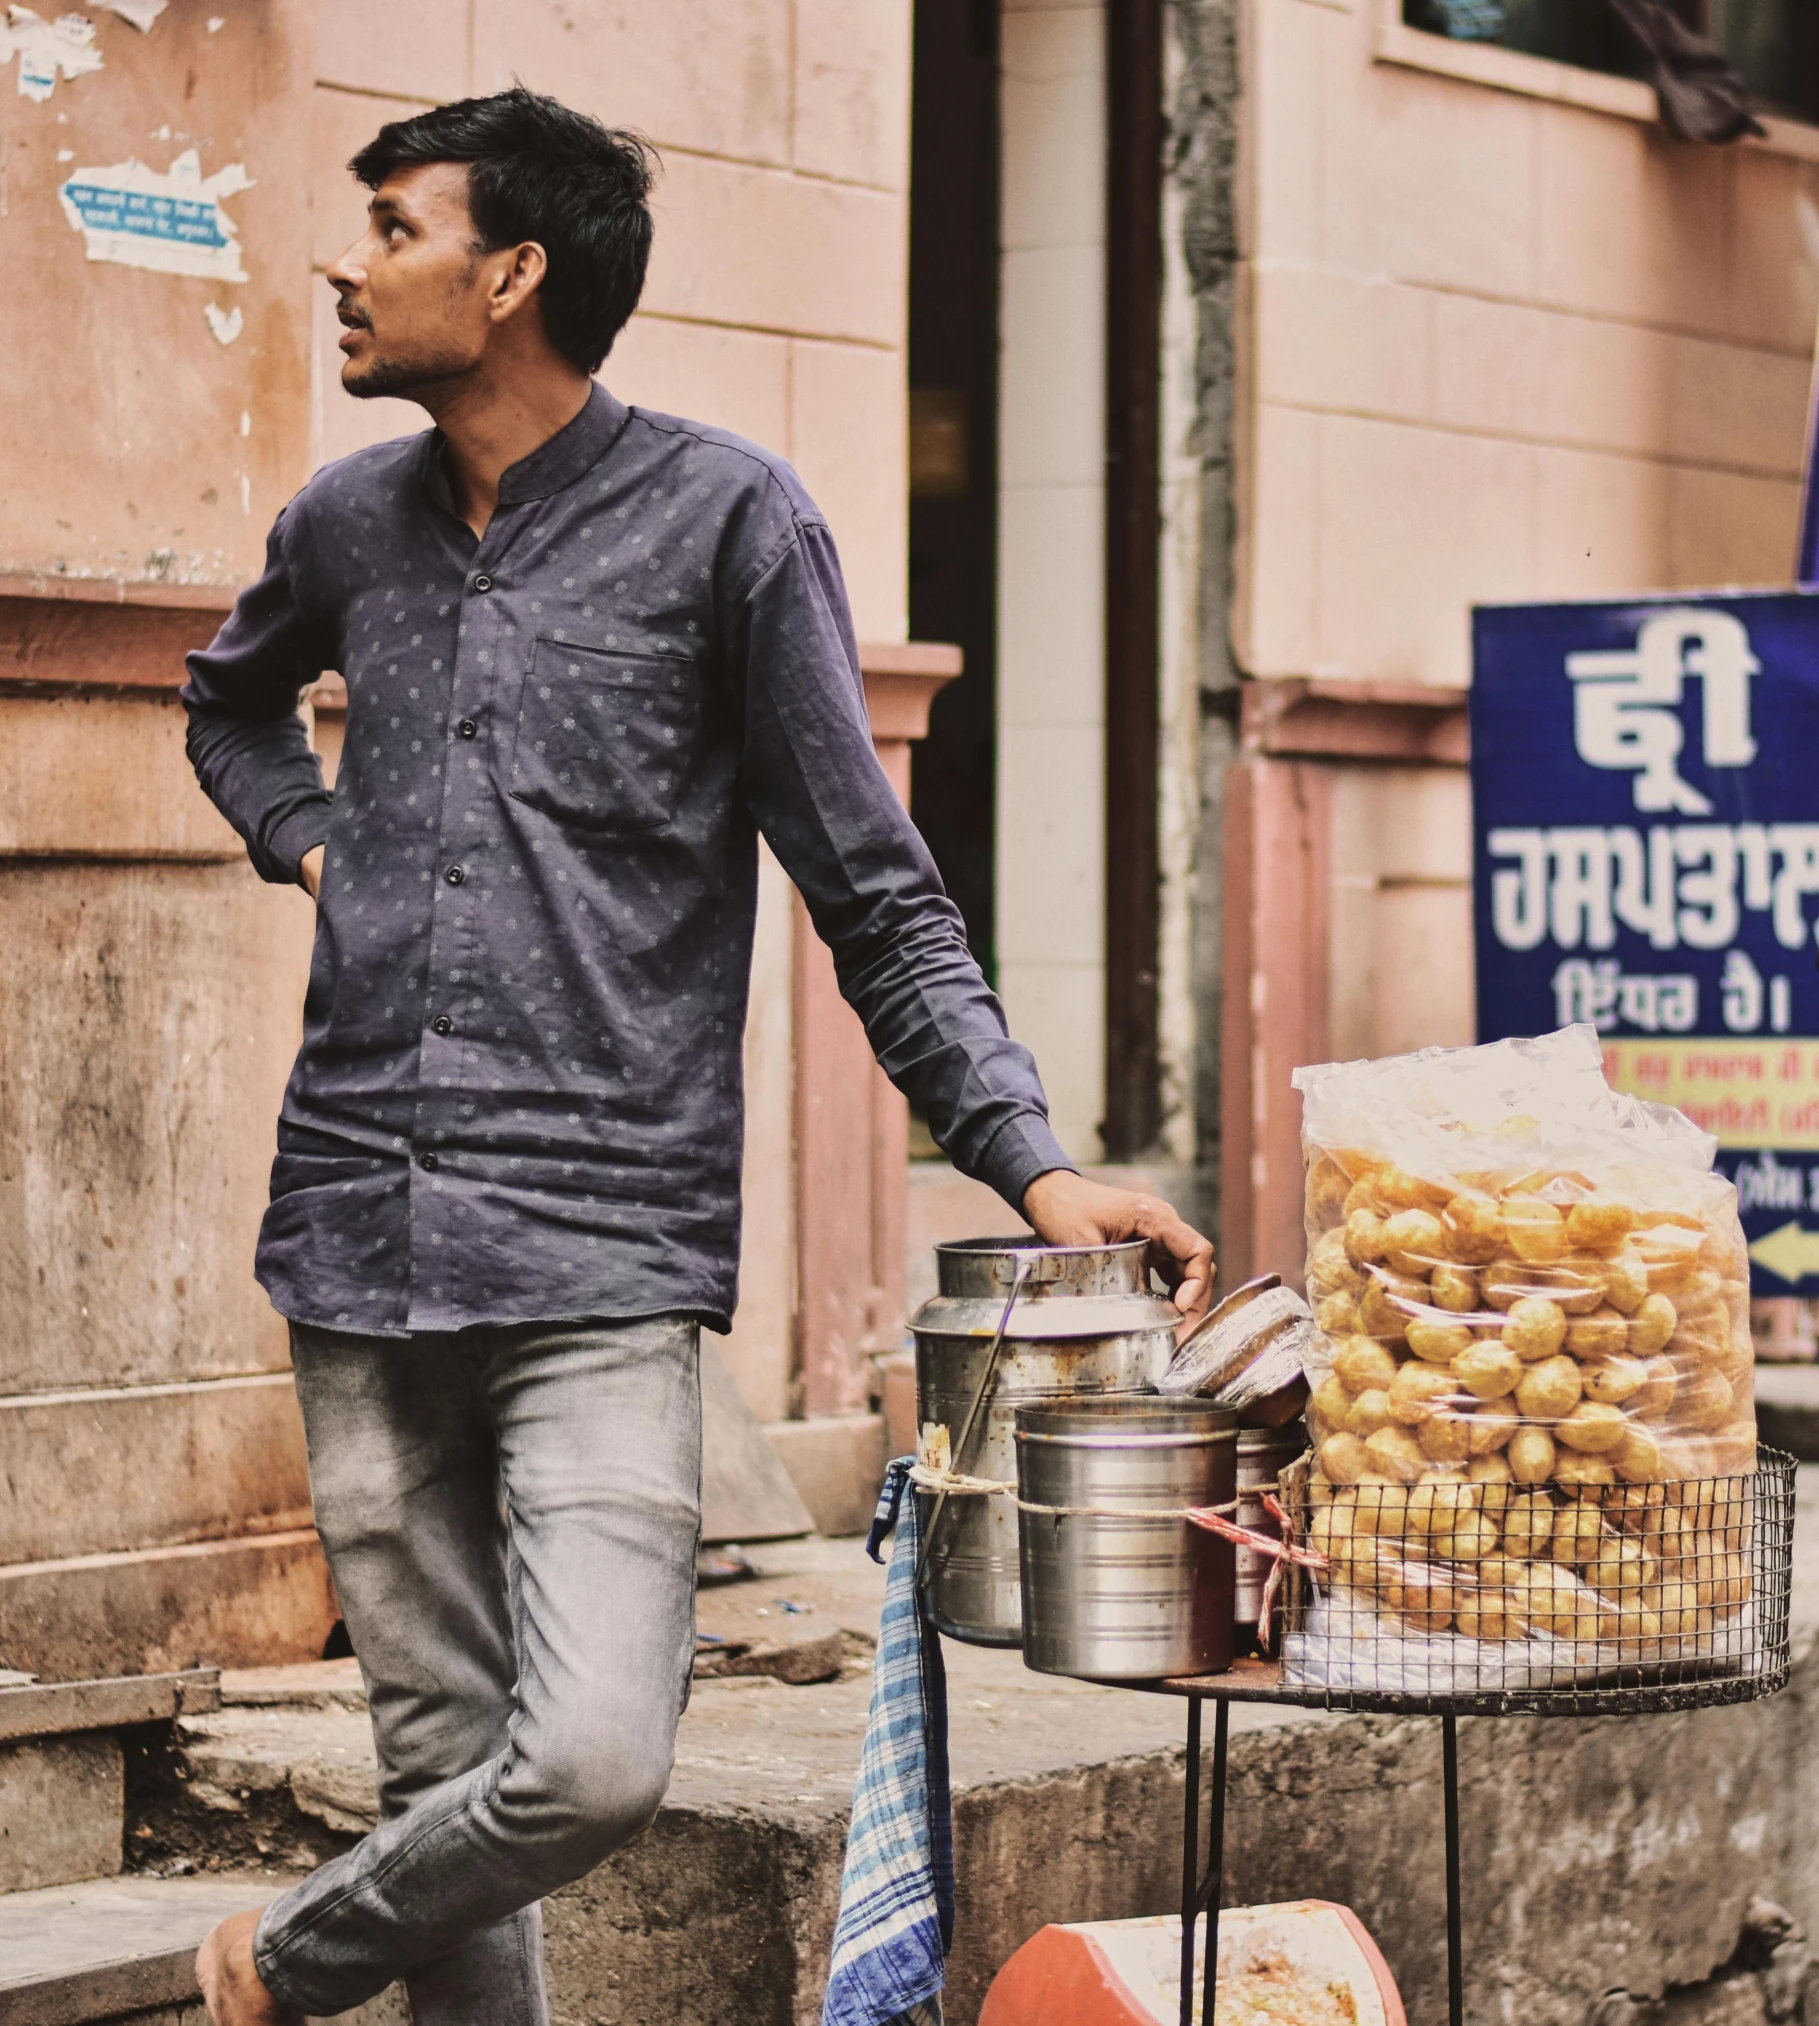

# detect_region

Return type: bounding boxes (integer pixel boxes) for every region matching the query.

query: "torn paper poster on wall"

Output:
[105,0,166,28]
[59,149,252,282]
[203,300,241,344]
[0,9,104,101]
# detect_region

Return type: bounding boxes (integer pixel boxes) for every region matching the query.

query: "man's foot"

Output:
[196,1910,304,2025]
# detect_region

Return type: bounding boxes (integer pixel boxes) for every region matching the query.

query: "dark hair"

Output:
[350,87,656,374]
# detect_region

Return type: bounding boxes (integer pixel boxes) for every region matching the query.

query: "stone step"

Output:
[0,1873,402,2025]
[0,1673,221,1897]
[0,1530,335,1682]
[0,1376,310,1567]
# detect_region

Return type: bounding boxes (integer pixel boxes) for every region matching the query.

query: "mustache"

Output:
[335,298,373,330]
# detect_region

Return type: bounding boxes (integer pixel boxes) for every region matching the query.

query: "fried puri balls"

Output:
[1503,1195,1567,1264]
[1635,1223,1701,1294]
[1603,1246,1649,1315]
[1383,1208,1447,1277]
[1583,1353,1646,1405]
[1550,1502,1608,1565]
[1315,1291,1363,1337]
[1346,1387,1397,1439]
[1407,1315,1474,1364]
[1552,1252,1610,1316]
[1508,1425,1557,1485]
[1334,1335,1400,1394]
[1306,1156,1351,1229]
[1309,1227,1364,1297]
[1442,1189,1505,1264]
[1565,1193,1636,1255]
[1468,1403,1520,1456]
[1364,1425,1428,1484]
[1429,1262,1480,1314]
[1308,1373,1351,1437]
[1631,1354,1678,1421]
[1499,1489,1556,1559]
[1628,1293,1677,1358]
[1516,1355,1583,1424]
[1553,1451,1616,1489]
[1556,1400,1628,1454]
[1674,1367,1735,1434]
[1566,1308,1629,1362]
[1377,1165,1451,1212]
[1455,1588,1527,1641]
[1343,1176,1386,1220]
[1418,1410,1474,1467]
[1391,1361,1457,1425]
[1453,1340,1522,1401]
[1344,1208,1388,1269]
[1350,1479,1409,1537]
[1360,1270,1426,1342]
[1405,1476,1479,1536]
[1504,1296,1568,1362]
[1317,1433,1369,1485]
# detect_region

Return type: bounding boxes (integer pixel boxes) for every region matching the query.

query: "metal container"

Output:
[1233,1423,1307,1643]
[1014,1396,1238,1682]
[912,1237,1177,1646]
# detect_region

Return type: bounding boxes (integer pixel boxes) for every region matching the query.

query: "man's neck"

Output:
[423,363,594,540]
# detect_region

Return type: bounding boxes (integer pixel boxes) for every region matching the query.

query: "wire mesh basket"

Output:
[1271,1445,1795,1716]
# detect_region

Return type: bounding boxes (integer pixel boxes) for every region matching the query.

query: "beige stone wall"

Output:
[1236,0,1819,1066]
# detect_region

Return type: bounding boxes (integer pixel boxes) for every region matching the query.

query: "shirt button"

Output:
[432,1015,453,1036]
[418,1152,439,1173]
[446,865,466,886]
[458,718,478,739]
[473,574,493,593]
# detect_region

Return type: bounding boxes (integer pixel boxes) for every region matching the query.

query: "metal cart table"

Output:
[1134,1448,1797,2026]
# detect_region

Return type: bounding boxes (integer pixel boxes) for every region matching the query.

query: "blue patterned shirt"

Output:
[183,385,1069,1336]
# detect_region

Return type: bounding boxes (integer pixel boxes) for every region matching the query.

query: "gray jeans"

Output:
[255,1317,702,2020]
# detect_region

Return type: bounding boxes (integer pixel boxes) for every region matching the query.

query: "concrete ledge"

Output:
[95,1499,1819,2026]
[0,1673,220,1746]
[0,1532,335,1681]
[0,1874,402,2025]
[762,1416,886,1538]
[0,1378,311,1566]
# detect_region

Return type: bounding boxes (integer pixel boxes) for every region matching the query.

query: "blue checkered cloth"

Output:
[820,1458,954,2026]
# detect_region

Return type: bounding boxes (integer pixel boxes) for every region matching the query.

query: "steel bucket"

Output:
[912,1237,1177,1646]
[1014,1396,1237,1682]
[1233,1423,1307,1643]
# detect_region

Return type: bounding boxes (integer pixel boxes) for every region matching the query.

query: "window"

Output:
[1404,0,1819,125]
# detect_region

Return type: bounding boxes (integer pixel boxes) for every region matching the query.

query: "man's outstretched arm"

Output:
[181,504,335,887]
[733,518,1214,1330]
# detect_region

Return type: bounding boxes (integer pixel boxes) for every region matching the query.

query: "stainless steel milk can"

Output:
[910,1236,1178,1645]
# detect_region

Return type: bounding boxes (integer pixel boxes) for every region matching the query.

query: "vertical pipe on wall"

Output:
[1104,0,1165,1159]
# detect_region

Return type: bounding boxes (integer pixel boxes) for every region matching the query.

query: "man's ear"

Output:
[489,241,548,326]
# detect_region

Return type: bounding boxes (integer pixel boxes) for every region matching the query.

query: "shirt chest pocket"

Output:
[508,640,696,835]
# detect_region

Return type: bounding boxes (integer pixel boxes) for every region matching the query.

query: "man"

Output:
[187,88,1213,2025]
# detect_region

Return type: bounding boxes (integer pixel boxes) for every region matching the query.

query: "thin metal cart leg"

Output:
[1442,1713,1463,2026]
[1179,1698,1200,2026]
[1200,1698,1229,2026]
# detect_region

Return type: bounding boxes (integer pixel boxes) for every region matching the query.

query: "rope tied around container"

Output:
[906,1461,1331,1581]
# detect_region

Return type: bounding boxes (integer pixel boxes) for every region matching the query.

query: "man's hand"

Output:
[299,845,325,899]
[1022,1169,1215,1338]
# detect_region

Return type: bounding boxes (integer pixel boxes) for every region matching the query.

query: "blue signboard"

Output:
[1472,592,1819,1292]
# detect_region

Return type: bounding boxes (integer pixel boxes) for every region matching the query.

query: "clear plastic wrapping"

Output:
[1291,1025,1756,1677]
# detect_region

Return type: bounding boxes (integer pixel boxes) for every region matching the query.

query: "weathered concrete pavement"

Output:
[12,1470,1819,2025]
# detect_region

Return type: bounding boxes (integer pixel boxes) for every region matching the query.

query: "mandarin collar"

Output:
[422,382,630,518]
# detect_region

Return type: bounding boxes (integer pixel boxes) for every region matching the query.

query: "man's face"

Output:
[327,163,498,401]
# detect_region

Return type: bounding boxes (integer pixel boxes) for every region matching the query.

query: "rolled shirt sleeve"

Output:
[182,502,336,885]
[732,518,1076,1209]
